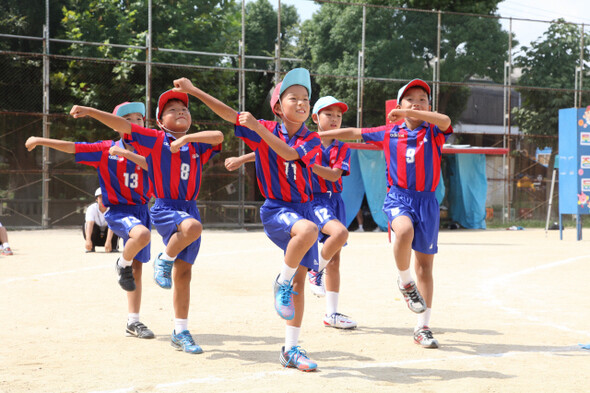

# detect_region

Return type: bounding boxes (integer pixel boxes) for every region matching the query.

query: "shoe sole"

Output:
[414,338,439,348]
[171,342,203,354]
[323,322,357,329]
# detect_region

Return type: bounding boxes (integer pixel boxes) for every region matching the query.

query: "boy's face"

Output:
[274,85,310,123]
[160,99,191,133]
[399,87,430,111]
[122,112,144,127]
[313,106,343,131]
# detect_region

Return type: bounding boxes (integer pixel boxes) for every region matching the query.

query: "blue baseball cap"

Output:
[312,96,348,115]
[270,68,312,115]
[396,79,431,103]
[113,102,145,117]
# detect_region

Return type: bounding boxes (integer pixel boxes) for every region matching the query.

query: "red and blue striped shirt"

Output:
[129,123,221,201]
[362,121,453,192]
[75,139,151,206]
[312,140,351,195]
[235,119,321,203]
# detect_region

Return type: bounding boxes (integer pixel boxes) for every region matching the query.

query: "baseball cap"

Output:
[270,68,312,115]
[94,187,102,197]
[156,90,189,120]
[396,79,431,103]
[312,96,348,115]
[112,102,145,118]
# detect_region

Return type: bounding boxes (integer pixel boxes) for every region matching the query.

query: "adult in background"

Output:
[83,188,119,253]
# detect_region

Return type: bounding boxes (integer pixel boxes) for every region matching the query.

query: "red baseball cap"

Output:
[396,79,431,103]
[156,90,189,120]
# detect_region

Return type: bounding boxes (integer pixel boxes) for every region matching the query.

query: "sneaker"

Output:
[307,270,326,297]
[397,277,426,314]
[171,330,203,354]
[280,346,317,372]
[323,312,357,329]
[414,326,439,348]
[273,275,297,320]
[2,247,13,256]
[153,253,173,289]
[116,260,136,292]
[126,321,155,339]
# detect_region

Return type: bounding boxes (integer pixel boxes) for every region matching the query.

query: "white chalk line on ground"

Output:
[482,254,590,338]
[87,345,581,393]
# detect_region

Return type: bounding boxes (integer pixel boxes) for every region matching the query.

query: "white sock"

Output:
[318,252,330,272]
[2,242,9,249]
[358,225,364,231]
[278,263,298,284]
[127,313,140,325]
[118,256,133,268]
[325,291,339,316]
[416,308,432,331]
[174,318,188,334]
[398,268,414,286]
[161,251,176,261]
[284,325,301,351]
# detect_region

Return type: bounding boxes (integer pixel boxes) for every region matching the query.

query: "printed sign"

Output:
[582,178,590,192]
[581,132,590,145]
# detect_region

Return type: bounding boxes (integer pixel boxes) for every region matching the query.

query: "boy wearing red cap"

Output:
[173,69,321,371]
[68,91,223,354]
[25,102,155,339]
[318,79,453,348]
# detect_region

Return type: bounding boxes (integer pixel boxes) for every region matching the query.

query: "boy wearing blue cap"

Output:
[318,79,453,348]
[25,102,156,339]
[173,69,321,371]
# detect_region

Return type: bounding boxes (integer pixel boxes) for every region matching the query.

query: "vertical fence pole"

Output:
[42,0,50,229]
[238,0,246,227]
[433,11,441,112]
[275,0,281,86]
[356,6,366,128]
[578,23,585,108]
[145,0,152,126]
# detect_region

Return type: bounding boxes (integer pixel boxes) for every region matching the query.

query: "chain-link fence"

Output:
[1,1,586,228]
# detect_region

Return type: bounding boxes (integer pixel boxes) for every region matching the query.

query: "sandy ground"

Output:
[1,227,590,393]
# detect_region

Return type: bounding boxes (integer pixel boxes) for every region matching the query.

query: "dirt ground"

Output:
[1,227,589,393]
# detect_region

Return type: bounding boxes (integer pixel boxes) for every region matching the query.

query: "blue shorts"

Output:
[383,186,440,254]
[310,193,346,244]
[150,198,201,265]
[260,199,319,271]
[104,204,151,263]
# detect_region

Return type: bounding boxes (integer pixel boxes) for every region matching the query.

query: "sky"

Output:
[276,0,590,50]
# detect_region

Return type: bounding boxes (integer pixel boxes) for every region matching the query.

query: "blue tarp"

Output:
[341,149,486,229]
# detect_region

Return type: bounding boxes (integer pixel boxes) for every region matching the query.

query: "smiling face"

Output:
[274,85,310,124]
[313,105,343,131]
[398,86,431,127]
[160,99,191,134]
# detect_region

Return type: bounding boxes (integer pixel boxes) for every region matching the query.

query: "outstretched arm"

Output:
[170,131,224,153]
[312,165,344,183]
[173,78,238,124]
[70,106,132,134]
[109,145,148,170]
[225,152,255,171]
[388,109,451,131]
[318,127,363,141]
[25,137,76,153]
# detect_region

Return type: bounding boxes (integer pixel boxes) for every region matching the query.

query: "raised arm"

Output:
[70,106,132,134]
[238,112,300,161]
[25,137,76,153]
[312,165,344,183]
[173,78,238,124]
[109,145,148,171]
[318,127,363,141]
[388,109,451,131]
[170,131,224,153]
[225,152,255,171]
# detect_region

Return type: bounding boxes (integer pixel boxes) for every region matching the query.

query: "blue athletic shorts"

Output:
[383,186,440,254]
[260,199,319,271]
[104,204,151,263]
[310,193,346,244]
[150,198,201,265]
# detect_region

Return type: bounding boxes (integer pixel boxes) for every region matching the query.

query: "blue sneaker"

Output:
[171,330,203,354]
[280,346,317,372]
[273,275,297,320]
[153,253,173,289]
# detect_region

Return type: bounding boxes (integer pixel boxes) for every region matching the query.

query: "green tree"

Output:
[512,19,589,147]
[299,0,510,127]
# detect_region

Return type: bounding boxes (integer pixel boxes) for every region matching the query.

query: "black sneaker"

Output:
[116,259,136,292]
[126,321,155,339]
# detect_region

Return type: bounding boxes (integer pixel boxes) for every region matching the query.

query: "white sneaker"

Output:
[414,326,439,348]
[308,270,326,297]
[323,313,357,329]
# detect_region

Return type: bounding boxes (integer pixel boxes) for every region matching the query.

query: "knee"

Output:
[182,219,202,241]
[133,226,151,246]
